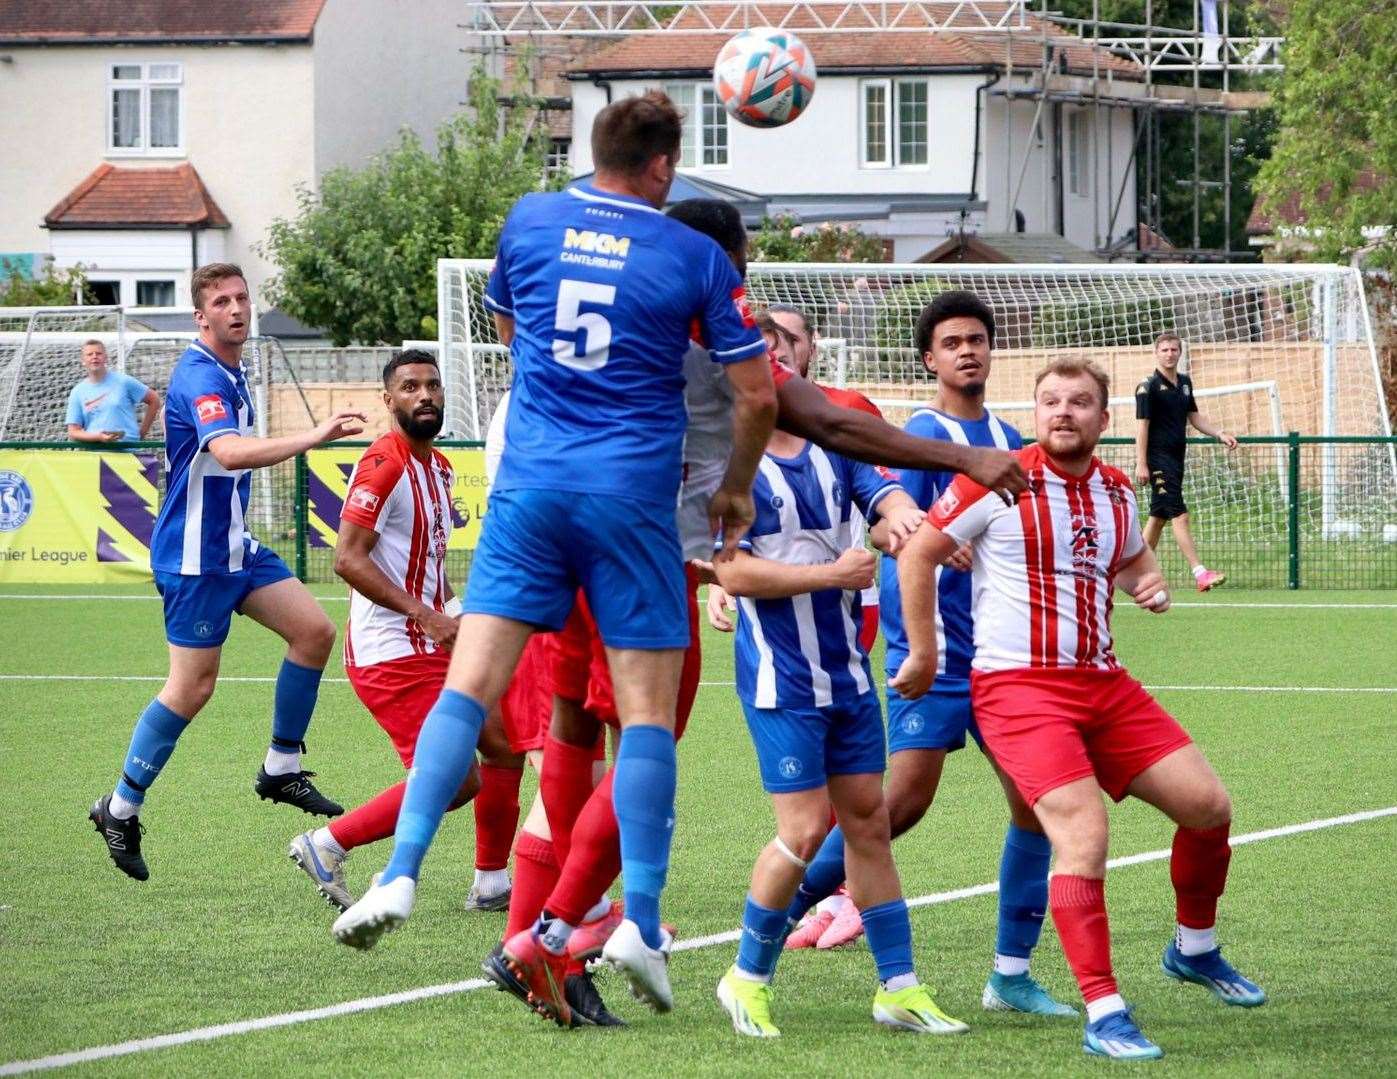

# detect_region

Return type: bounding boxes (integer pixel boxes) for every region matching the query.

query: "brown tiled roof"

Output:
[0,0,326,44]
[566,9,1141,79]
[1247,170,1383,234]
[45,164,230,229]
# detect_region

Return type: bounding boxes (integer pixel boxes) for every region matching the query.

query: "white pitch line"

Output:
[0,594,1393,610]
[2,805,1393,1077]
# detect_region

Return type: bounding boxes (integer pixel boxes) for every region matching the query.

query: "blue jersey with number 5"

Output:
[484,182,766,507]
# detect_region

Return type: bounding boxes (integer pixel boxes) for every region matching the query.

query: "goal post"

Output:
[437,258,1392,528]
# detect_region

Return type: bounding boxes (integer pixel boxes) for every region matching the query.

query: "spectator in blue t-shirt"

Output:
[65,339,161,443]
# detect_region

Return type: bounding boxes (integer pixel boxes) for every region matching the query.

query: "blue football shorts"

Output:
[464,487,689,650]
[885,680,985,755]
[740,689,887,794]
[154,545,294,648]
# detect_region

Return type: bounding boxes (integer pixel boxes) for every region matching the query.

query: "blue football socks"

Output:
[113,698,190,809]
[996,823,1052,961]
[270,658,323,753]
[613,724,677,949]
[786,824,847,923]
[861,898,916,983]
[736,896,789,981]
[380,690,485,884]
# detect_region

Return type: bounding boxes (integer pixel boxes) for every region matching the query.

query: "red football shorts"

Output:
[545,566,702,740]
[500,632,554,754]
[971,667,1192,807]
[346,651,452,767]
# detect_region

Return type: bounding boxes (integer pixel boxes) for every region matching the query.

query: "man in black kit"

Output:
[1134,332,1238,592]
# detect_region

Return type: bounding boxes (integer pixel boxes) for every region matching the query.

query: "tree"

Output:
[0,258,90,306]
[749,215,888,263]
[260,72,556,345]
[1255,0,1397,267]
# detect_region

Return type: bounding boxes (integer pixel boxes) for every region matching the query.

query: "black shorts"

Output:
[1146,456,1187,520]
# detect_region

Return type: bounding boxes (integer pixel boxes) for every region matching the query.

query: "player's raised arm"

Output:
[773,372,1026,502]
[713,545,875,599]
[207,411,366,471]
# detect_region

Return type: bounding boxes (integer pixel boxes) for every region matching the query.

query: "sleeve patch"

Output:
[194,394,228,424]
[732,286,755,328]
[348,488,381,513]
[933,486,961,517]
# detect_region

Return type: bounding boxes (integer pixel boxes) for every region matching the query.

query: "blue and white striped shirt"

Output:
[734,443,902,709]
[149,341,260,575]
[879,406,1021,692]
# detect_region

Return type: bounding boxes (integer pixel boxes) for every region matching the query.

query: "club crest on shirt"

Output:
[349,488,380,512]
[770,494,785,510]
[1070,512,1101,579]
[194,394,227,424]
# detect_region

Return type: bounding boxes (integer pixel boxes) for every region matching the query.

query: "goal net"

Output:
[439,259,1396,585]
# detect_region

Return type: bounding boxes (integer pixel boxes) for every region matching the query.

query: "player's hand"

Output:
[688,559,718,586]
[1219,431,1239,450]
[1135,463,1152,486]
[963,446,1027,505]
[709,485,757,562]
[890,652,934,699]
[418,608,460,650]
[706,584,737,633]
[314,411,367,445]
[946,543,973,572]
[880,504,926,555]
[1128,568,1171,614]
[829,547,877,591]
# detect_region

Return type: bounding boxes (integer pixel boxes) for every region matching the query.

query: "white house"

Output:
[0,0,467,309]
[565,23,1147,261]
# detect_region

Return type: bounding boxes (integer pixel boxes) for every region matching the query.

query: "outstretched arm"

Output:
[207,412,365,471]
[774,373,1025,502]
[711,356,778,560]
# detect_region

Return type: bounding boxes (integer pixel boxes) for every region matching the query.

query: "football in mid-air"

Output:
[712,28,816,128]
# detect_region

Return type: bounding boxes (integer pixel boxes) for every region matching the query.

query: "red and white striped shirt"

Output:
[927,444,1145,672]
[340,432,455,668]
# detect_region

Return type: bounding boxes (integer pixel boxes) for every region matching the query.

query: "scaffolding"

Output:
[465,1,1283,262]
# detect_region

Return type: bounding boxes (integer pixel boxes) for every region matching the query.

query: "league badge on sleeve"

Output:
[348,488,381,513]
[194,394,228,424]
[732,287,756,328]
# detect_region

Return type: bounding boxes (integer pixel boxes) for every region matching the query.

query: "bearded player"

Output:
[287,351,520,912]
[782,293,1074,1016]
[893,358,1266,1061]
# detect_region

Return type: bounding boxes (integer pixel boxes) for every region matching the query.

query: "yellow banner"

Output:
[0,449,161,583]
[304,447,490,554]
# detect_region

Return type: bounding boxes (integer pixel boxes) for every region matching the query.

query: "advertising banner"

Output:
[0,449,161,583]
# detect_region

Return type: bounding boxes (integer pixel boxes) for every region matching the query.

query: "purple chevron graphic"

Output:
[98,456,157,547]
[96,527,132,563]
[304,466,347,549]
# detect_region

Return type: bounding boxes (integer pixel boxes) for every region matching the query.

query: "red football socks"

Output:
[328,781,406,851]
[540,734,597,869]
[1171,823,1231,929]
[504,830,559,940]
[473,763,523,871]
[547,768,622,926]
[1050,873,1119,1003]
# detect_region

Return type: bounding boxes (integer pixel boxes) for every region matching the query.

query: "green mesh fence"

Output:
[2,437,1394,590]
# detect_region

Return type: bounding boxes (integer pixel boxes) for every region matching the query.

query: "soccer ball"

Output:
[713,28,816,128]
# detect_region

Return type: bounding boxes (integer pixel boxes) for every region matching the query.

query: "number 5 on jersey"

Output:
[553,279,616,371]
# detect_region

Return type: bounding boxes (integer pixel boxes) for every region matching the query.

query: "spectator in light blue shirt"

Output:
[65,339,161,443]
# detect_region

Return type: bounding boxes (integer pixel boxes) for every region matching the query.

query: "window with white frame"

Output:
[664,82,729,167]
[108,62,183,155]
[862,79,930,168]
[1068,110,1090,196]
[136,280,176,307]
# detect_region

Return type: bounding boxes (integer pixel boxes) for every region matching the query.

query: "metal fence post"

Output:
[1287,431,1301,590]
[294,452,308,583]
